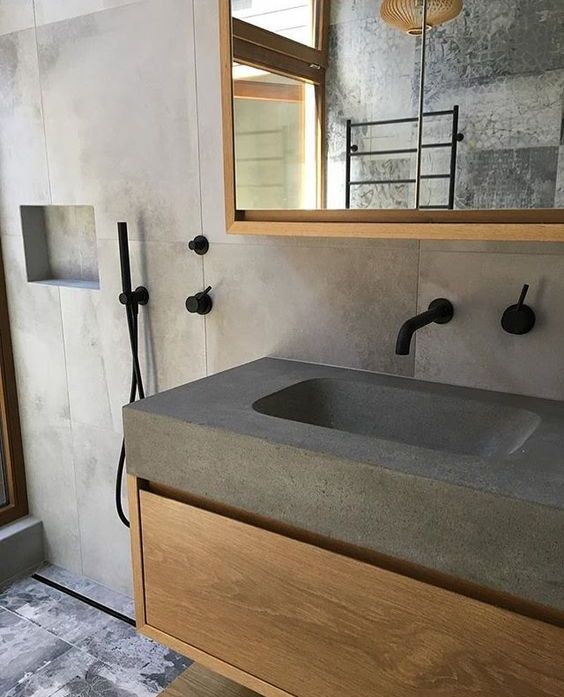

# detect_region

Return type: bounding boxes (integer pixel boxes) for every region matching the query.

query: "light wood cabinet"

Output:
[128,477,564,697]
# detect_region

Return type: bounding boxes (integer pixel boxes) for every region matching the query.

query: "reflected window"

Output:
[233,64,317,209]
[231,1,327,210]
[232,0,316,46]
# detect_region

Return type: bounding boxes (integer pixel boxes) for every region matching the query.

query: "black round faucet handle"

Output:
[501,285,535,335]
[188,235,209,256]
[429,298,454,324]
[186,286,213,315]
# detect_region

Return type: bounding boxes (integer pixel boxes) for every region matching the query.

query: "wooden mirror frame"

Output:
[219,0,564,241]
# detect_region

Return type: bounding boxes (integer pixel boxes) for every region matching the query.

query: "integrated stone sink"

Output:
[253,378,541,458]
[124,357,564,612]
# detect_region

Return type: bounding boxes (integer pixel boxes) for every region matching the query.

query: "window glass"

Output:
[233,64,317,209]
[232,0,316,47]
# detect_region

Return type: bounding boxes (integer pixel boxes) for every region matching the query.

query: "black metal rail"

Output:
[345,107,463,209]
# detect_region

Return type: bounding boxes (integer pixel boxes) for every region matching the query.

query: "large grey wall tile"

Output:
[425,1,564,87]
[325,15,419,210]
[330,0,380,25]
[0,0,34,36]
[455,147,559,210]
[1,236,81,572]
[204,242,418,376]
[60,237,205,434]
[193,0,229,244]
[127,240,207,393]
[95,239,206,429]
[425,71,564,151]
[1,236,70,425]
[72,423,132,594]
[60,287,114,430]
[420,240,564,255]
[416,250,564,400]
[18,418,81,572]
[36,0,201,243]
[556,146,564,208]
[34,0,142,26]
[0,29,50,238]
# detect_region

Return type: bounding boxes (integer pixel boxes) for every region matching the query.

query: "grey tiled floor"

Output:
[0,564,191,696]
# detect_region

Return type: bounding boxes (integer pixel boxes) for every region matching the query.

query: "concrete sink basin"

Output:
[253,378,540,458]
[124,357,564,612]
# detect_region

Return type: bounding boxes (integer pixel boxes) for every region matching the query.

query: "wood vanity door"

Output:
[137,489,564,697]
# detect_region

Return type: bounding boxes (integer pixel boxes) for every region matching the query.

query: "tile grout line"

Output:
[2,605,75,650]
[191,0,209,378]
[413,239,422,379]
[55,287,84,579]
[32,0,84,577]
[32,0,53,205]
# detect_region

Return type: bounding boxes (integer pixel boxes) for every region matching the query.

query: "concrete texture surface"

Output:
[124,357,564,611]
[0,517,44,585]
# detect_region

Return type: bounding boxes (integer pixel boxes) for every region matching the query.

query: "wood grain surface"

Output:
[140,490,564,697]
[160,665,259,697]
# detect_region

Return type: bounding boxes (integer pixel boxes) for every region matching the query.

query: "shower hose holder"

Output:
[119,286,149,308]
[115,221,150,529]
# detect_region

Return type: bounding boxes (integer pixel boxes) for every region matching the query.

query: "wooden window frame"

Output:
[220,0,564,240]
[0,243,27,527]
[232,3,328,209]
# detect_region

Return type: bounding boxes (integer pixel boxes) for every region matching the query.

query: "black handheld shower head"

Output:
[117,221,132,298]
[115,221,149,529]
[117,222,149,310]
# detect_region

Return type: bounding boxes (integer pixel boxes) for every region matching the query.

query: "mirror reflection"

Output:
[423,1,564,210]
[231,0,426,210]
[231,1,564,212]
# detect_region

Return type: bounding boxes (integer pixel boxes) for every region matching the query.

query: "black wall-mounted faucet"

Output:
[396,298,454,356]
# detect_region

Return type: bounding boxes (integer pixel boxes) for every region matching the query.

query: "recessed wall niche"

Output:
[20,205,99,289]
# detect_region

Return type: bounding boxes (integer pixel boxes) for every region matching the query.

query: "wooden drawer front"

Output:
[139,491,564,697]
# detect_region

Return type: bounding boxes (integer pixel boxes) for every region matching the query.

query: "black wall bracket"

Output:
[188,235,209,256]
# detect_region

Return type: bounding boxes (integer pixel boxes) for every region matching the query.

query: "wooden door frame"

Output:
[0,241,27,526]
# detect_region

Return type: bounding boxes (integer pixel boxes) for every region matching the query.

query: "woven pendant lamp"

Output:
[380,0,463,36]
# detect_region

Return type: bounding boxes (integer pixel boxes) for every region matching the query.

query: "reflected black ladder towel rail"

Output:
[345,107,463,210]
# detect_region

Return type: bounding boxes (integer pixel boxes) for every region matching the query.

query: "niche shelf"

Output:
[20,205,100,289]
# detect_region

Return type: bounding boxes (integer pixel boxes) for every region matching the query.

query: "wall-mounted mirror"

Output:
[231,0,431,211]
[221,0,564,238]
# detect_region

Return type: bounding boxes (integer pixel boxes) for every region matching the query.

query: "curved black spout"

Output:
[396,298,454,356]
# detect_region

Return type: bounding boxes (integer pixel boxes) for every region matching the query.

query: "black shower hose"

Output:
[115,301,146,528]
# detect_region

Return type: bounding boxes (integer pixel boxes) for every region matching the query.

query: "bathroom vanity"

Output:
[124,358,564,697]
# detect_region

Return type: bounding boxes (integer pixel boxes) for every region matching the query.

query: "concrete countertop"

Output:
[124,358,564,612]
